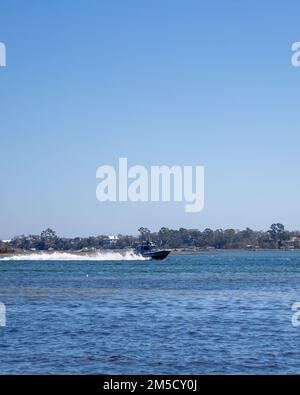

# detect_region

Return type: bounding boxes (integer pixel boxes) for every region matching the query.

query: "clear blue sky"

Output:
[0,0,300,238]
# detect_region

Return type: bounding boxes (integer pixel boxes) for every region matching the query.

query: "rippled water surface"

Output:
[1,251,300,374]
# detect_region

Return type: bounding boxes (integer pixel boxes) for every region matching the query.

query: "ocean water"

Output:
[1,251,300,374]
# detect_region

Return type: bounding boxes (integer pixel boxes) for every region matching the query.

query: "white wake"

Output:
[0,250,148,261]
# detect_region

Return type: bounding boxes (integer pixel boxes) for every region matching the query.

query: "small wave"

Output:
[0,250,147,261]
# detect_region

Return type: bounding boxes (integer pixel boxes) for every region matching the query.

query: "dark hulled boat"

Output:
[135,242,170,260]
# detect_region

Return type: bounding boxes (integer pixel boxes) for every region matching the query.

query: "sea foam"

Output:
[0,250,147,261]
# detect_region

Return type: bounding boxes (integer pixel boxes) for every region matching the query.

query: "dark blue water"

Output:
[1,251,300,374]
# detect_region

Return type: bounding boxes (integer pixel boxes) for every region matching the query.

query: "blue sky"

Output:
[0,0,300,238]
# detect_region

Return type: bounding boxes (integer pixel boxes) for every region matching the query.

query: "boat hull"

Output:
[141,250,170,260]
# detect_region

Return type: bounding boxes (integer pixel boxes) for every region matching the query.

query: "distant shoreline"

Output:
[3,224,299,254]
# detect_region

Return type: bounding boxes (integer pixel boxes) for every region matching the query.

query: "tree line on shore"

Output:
[1,223,300,253]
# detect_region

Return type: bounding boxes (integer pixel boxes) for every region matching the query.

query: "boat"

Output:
[135,241,171,260]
